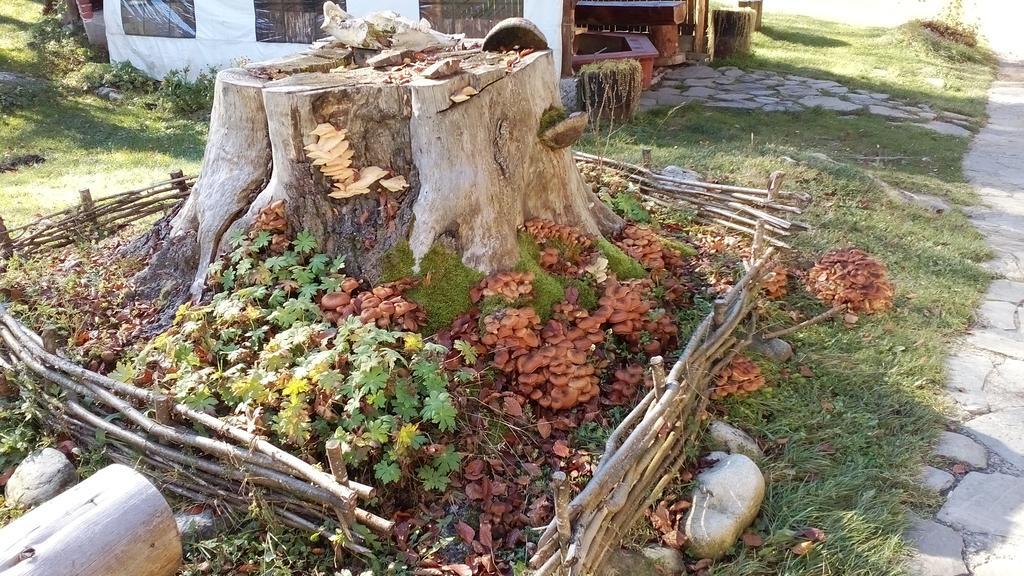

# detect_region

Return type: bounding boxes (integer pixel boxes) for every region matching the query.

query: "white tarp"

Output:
[106,0,322,80]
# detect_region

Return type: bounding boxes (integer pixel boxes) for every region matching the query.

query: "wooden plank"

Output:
[574,1,687,26]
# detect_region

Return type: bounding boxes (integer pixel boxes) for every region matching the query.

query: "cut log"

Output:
[0,464,181,576]
[738,0,764,30]
[710,8,755,60]
[137,41,623,305]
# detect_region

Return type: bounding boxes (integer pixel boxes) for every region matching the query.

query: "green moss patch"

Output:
[596,238,646,279]
[538,106,568,136]
[381,242,484,334]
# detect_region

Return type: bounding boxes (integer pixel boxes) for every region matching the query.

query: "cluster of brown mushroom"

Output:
[806,248,894,314]
[609,364,646,405]
[711,355,766,399]
[518,319,602,410]
[471,272,535,304]
[482,307,543,372]
[615,224,686,275]
[599,280,676,356]
[523,219,598,276]
[763,265,789,300]
[320,279,425,331]
[251,199,290,253]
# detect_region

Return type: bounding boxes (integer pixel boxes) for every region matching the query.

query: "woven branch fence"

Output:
[0,170,195,259]
[0,156,801,568]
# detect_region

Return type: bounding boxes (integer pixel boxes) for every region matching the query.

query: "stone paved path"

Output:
[905,32,1024,576]
[640,65,977,137]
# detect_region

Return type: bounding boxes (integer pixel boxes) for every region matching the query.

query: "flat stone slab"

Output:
[966,407,1024,470]
[938,472,1024,539]
[986,280,1024,303]
[922,121,973,137]
[798,95,863,112]
[869,104,914,119]
[670,65,718,80]
[681,86,719,98]
[934,431,989,468]
[966,330,1024,360]
[922,466,957,492]
[904,515,969,576]
[978,300,1020,331]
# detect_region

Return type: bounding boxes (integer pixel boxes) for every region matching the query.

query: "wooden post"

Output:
[713,297,728,327]
[650,356,667,400]
[325,439,349,485]
[41,326,59,355]
[693,0,711,56]
[78,188,98,238]
[153,394,174,426]
[650,25,684,66]
[169,169,189,193]
[561,0,575,78]
[0,215,13,259]
[767,170,785,202]
[0,464,182,576]
[552,471,571,562]
[641,148,653,170]
[738,0,764,30]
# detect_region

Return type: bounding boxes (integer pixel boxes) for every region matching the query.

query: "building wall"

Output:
[105,0,317,79]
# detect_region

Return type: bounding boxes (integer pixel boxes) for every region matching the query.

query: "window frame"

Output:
[120,0,197,39]
[254,0,326,44]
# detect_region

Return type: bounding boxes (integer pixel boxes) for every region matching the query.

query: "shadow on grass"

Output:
[760,24,850,48]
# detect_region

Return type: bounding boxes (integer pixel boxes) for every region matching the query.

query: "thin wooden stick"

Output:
[762,305,846,340]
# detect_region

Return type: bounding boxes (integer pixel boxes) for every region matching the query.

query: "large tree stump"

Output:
[710,8,755,60]
[0,464,181,576]
[138,42,623,303]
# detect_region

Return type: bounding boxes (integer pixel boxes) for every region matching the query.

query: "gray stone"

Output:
[822,86,850,94]
[946,351,996,415]
[708,421,764,460]
[904,515,969,576]
[714,93,754,101]
[848,94,881,105]
[681,86,718,98]
[938,472,1024,539]
[921,466,956,492]
[933,431,988,468]
[682,77,718,87]
[797,95,863,112]
[641,546,686,574]
[966,330,1024,360]
[921,121,973,137]
[599,548,678,576]
[669,65,718,80]
[684,452,765,559]
[762,104,791,112]
[870,92,890,99]
[661,165,703,182]
[986,279,1024,303]
[973,556,1024,576]
[95,87,124,102]
[719,67,744,77]
[753,96,781,104]
[978,300,1020,331]
[559,77,580,112]
[706,100,761,109]
[943,111,974,123]
[919,112,938,120]
[926,77,947,89]
[749,337,794,362]
[4,448,78,509]
[869,104,914,119]
[966,407,1024,470]
[175,507,227,542]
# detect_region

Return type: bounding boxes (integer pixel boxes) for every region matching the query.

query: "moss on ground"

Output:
[596,238,647,279]
[381,242,484,334]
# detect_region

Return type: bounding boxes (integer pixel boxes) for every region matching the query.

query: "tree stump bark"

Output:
[0,464,181,576]
[738,0,764,31]
[711,8,755,60]
[136,45,623,304]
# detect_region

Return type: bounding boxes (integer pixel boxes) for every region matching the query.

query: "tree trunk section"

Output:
[711,8,755,60]
[137,46,623,304]
[0,464,181,576]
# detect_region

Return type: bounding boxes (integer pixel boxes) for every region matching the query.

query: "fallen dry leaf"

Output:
[662,530,687,549]
[790,541,815,556]
[742,531,764,547]
[503,395,523,418]
[951,463,968,475]
[799,527,827,542]
[537,420,552,439]
[379,175,409,192]
[455,521,475,545]
[799,365,815,378]
[551,440,571,458]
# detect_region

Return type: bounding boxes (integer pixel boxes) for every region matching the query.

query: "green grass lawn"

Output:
[715,13,997,119]
[0,0,205,227]
[581,61,994,576]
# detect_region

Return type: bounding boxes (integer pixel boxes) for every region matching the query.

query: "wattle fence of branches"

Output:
[0,170,195,259]
[0,157,802,569]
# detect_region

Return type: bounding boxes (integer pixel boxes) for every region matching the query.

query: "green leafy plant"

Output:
[141,230,463,493]
[158,67,216,115]
[27,4,96,80]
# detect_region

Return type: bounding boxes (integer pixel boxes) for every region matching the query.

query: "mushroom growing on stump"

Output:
[133,19,623,310]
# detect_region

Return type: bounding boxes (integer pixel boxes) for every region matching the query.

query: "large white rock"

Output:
[708,421,764,461]
[684,452,765,559]
[4,448,78,509]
